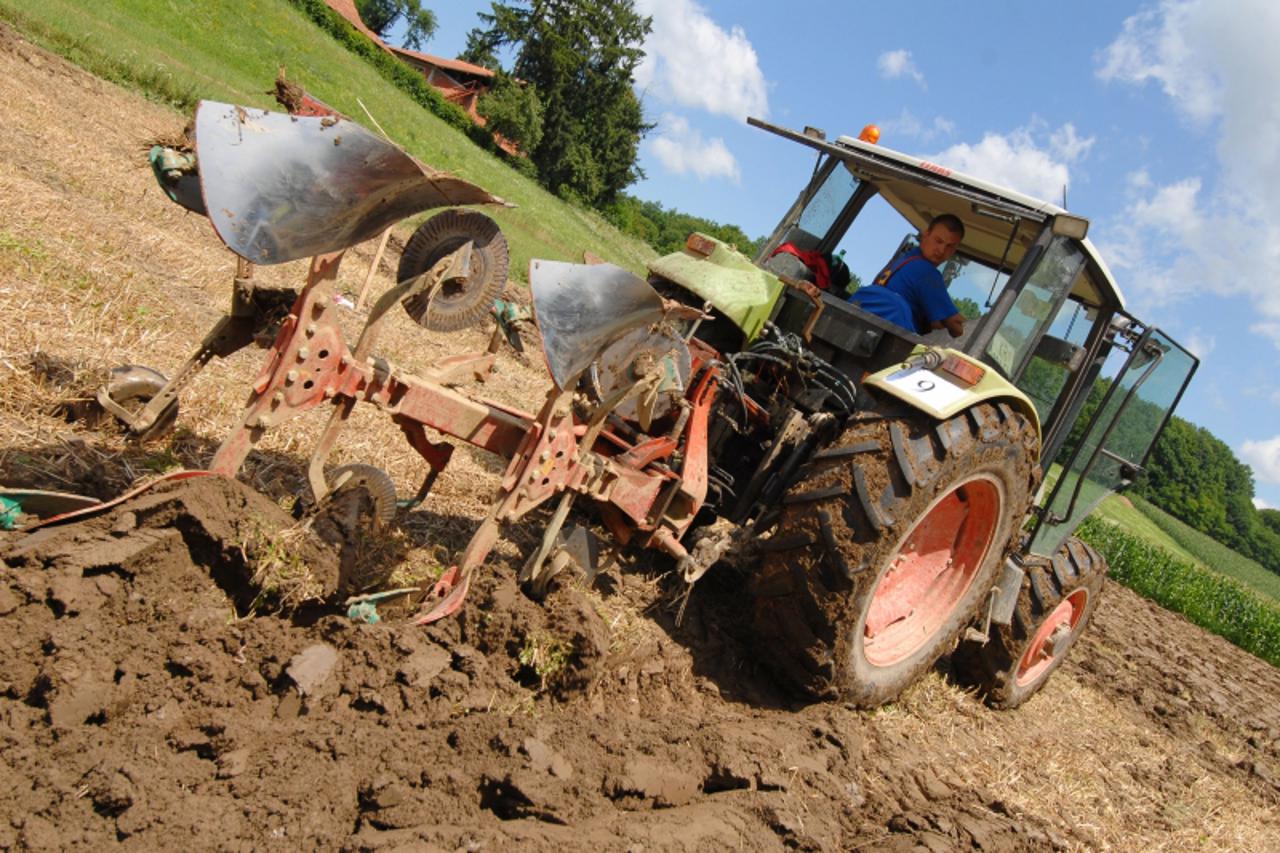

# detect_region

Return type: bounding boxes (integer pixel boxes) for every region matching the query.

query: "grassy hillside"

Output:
[0,0,657,282]
[1090,494,1203,566]
[1040,457,1278,602]
[1088,492,1280,602]
[1128,493,1280,601]
[1079,517,1280,666]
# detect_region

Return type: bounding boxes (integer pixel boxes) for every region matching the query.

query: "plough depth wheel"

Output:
[399,209,509,332]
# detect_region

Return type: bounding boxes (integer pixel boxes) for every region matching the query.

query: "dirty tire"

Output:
[399,209,508,332]
[752,402,1038,708]
[104,364,178,441]
[326,463,398,528]
[952,536,1106,710]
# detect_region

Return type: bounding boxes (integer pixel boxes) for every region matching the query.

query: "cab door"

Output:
[1025,323,1198,559]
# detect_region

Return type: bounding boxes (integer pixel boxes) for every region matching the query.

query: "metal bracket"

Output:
[962,558,1025,643]
[991,558,1025,626]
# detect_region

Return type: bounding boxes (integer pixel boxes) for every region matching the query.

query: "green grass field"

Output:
[1034,462,1280,662]
[1085,491,1280,602]
[1042,457,1280,603]
[0,0,657,283]
[1127,493,1280,601]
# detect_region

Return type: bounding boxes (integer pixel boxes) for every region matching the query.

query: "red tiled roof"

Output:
[386,46,495,79]
[319,0,513,151]
[323,0,385,45]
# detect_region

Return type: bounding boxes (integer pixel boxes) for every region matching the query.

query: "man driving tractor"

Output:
[848,213,967,338]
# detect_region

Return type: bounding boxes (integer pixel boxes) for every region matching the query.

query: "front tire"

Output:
[952,536,1106,709]
[752,402,1038,707]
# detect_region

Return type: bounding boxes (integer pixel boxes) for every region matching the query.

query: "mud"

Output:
[3,474,1278,851]
[1,20,1279,852]
[0,480,1062,850]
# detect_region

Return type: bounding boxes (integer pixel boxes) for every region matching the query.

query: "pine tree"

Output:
[477,72,544,154]
[463,0,653,206]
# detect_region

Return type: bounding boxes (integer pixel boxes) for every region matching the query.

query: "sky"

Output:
[420,0,1280,510]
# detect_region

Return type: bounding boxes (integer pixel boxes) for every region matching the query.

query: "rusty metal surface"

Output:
[528,260,666,390]
[605,465,668,526]
[194,101,505,264]
[589,326,691,423]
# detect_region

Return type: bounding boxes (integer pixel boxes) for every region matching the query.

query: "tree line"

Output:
[601,195,764,258]
[1138,416,1280,574]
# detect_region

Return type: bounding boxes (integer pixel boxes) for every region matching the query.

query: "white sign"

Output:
[882,364,968,410]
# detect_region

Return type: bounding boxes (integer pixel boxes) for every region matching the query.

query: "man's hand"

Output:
[931,313,965,338]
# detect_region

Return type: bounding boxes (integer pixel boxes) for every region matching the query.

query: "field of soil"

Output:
[1,24,1278,851]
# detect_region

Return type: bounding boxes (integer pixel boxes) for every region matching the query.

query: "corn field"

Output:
[1078,516,1280,667]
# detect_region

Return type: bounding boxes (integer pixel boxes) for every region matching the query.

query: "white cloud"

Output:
[1256,496,1273,510]
[1183,329,1216,358]
[1250,322,1280,349]
[1050,124,1095,162]
[1129,178,1202,239]
[878,50,926,88]
[647,113,740,182]
[1127,169,1153,191]
[927,121,1093,201]
[1096,0,1280,336]
[1096,1,1223,123]
[634,0,768,120]
[1241,436,1280,484]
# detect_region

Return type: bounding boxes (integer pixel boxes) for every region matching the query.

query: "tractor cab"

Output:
[647,118,1199,561]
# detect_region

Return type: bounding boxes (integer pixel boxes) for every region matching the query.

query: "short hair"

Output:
[927,213,965,239]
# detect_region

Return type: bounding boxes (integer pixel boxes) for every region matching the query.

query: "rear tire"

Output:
[752,402,1038,707]
[952,536,1106,709]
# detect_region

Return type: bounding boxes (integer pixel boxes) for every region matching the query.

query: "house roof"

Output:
[323,0,385,44]
[386,46,495,79]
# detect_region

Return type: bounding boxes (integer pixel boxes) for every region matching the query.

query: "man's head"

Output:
[919,214,964,265]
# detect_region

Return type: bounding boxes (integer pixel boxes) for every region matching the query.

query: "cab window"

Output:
[789,162,860,251]
[849,228,1011,333]
[984,236,1086,378]
[1016,295,1095,422]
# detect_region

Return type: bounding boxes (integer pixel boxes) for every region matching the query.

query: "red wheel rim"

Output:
[1015,588,1088,686]
[863,475,1003,667]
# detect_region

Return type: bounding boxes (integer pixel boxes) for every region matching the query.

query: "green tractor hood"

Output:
[646,234,785,341]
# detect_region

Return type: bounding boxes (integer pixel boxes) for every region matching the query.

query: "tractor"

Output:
[75,102,1196,711]
[644,119,1199,707]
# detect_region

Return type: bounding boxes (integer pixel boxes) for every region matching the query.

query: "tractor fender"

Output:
[646,233,785,341]
[862,347,1042,460]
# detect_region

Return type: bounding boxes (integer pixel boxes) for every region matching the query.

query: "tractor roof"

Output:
[751,119,1126,311]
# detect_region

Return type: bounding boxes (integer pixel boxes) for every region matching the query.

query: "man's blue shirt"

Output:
[848,249,959,335]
